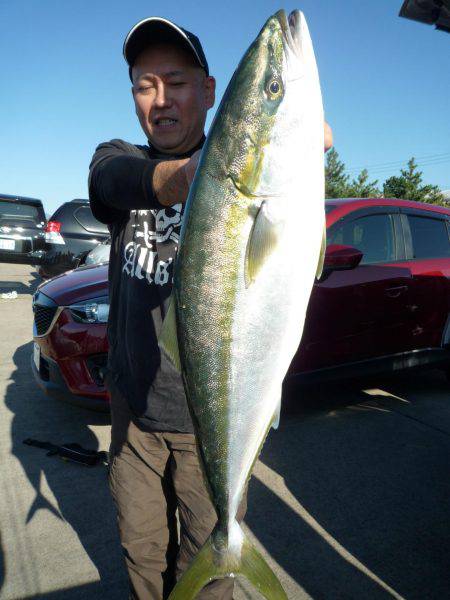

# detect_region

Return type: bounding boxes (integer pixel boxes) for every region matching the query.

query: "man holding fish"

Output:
[89,12,332,600]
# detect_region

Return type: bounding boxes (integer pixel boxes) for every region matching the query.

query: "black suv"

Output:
[0,194,46,265]
[39,199,109,279]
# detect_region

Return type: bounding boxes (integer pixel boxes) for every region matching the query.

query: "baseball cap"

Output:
[123,17,209,80]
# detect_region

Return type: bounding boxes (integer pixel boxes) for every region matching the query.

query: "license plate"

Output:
[33,343,40,371]
[0,238,15,251]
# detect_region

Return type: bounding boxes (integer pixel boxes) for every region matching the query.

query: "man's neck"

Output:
[148,134,205,159]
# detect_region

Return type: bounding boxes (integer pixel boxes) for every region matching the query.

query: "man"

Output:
[89,16,333,600]
[89,18,242,600]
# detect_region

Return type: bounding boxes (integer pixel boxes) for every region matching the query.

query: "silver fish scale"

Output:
[176,173,242,527]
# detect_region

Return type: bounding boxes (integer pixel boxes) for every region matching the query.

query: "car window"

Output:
[74,206,109,234]
[408,215,450,259]
[328,214,396,265]
[50,202,88,222]
[0,200,40,221]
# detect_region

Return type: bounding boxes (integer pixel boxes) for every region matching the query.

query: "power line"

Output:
[347,151,450,171]
[363,157,450,177]
[347,151,450,174]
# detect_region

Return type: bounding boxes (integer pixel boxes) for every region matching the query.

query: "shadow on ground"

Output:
[245,372,450,600]
[3,341,128,599]
[0,268,41,295]
[4,333,450,599]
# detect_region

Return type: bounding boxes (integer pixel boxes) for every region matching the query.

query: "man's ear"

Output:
[204,76,216,110]
[131,86,139,116]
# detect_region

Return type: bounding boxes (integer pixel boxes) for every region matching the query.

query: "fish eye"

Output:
[266,78,283,99]
[270,81,280,94]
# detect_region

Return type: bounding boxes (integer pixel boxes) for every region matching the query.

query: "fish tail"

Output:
[168,522,287,600]
[239,533,288,599]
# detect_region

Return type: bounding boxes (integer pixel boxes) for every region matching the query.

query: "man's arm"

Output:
[89,123,331,226]
[88,139,197,224]
[152,150,201,206]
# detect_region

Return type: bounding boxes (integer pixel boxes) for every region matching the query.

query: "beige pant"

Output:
[108,381,247,600]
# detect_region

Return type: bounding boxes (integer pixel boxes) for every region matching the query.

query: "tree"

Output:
[383,158,445,204]
[326,148,381,198]
[325,148,350,198]
[347,169,381,198]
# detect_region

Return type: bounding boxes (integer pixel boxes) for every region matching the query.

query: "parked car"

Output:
[32,263,109,410]
[39,199,109,279]
[0,193,46,265]
[31,198,450,410]
[290,198,450,384]
[83,238,111,266]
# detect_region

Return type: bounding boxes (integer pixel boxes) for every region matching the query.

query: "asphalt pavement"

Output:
[0,263,449,600]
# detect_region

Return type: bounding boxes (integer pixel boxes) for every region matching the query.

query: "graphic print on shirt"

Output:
[122,204,183,285]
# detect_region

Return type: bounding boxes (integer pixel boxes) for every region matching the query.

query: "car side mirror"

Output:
[324,244,363,271]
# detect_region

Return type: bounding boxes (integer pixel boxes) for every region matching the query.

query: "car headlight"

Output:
[69,296,109,323]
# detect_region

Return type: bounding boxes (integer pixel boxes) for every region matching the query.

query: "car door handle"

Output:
[385,285,408,298]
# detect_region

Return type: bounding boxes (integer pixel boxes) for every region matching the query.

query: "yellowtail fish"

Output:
[161,8,325,599]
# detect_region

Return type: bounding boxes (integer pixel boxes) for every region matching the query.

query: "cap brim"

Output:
[123,17,206,71]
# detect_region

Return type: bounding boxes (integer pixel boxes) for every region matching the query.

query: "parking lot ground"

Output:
[0,263,449,599]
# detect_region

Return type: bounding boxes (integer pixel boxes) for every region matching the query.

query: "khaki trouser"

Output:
[108,381,247,600]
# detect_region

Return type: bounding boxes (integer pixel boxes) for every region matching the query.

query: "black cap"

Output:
[123,17,209,81]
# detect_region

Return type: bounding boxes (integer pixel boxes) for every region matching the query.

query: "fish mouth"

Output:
[275,9,302,56]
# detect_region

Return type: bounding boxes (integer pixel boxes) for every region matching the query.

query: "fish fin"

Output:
[315,224,327,280]
[167,536,217,600]
[168,524,287,600]
[239,534,287,599]
[158,296,182,373]
[245,201,283,287]
[271,401,281,430]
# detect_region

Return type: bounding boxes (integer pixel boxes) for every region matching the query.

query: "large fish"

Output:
[161,8,325,599]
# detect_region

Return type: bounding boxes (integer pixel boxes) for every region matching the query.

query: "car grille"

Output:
[34,305,58,336]
[32,291,58,336]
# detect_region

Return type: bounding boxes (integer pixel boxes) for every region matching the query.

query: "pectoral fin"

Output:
[158,297,181,373]
[315,224,327,280]
[245,201,283,287]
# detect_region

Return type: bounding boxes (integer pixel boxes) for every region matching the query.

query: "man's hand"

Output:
[183,150,201,187]
[152,151,201,207]
[324,121,333,152]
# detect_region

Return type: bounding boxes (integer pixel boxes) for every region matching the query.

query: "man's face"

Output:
[131,43,215,154]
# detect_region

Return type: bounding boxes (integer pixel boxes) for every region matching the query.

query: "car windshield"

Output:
[0,200,40,220]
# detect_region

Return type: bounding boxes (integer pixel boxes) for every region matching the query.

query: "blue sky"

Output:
[1,0,449,215]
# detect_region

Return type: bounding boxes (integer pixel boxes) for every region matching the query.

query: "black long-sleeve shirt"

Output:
[89,137,204,433]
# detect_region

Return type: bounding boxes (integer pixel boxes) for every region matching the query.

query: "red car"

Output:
[32,198,450,410]
[32,264,109,410]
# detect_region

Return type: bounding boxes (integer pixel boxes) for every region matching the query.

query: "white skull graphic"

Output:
[155,204,182,242]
